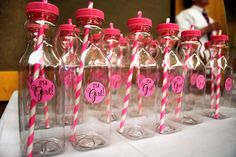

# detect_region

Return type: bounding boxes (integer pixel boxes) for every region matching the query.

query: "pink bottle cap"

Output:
[75,8,104,20]
[204,41,211,48]
[59,18,76,31]
[26,0,59,16]
[210,34,229,41]
[156,23,179,32]
[181,29,201,37]
[103,23,120,35]
[127,11,152,28]
[119,34,127,44]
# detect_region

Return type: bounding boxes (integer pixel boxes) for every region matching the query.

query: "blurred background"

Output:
[0,0,235,116]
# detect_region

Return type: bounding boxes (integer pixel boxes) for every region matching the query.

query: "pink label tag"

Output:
[29,78,55,103]
[190,73,198,86]
[136,74,145,87]
[225,77,233,92]
[85,82,106,104]
[196,74,205,90]
[112,74,122,89]
[139,78,155,97]
[171,75,184,94]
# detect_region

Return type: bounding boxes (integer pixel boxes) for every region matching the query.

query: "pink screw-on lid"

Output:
[75,8,104,20]
[26,0,59,16]
[181,29,201,37]
[119,34,127,44]
[59,18,76,31]
[204,41,211,48]
[210,34,229,41]
[156,21,179,32]
[103,23,120,35]
[127,11,152,28]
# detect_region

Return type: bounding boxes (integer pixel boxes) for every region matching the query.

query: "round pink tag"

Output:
[112,74,122,89]
[225,77,233,92]
[191,73,198,86]
[29,78,55,103]
[171,75,184,94]
[85,82,106,104]
[136,74,145,87]
[139,78,155,97]
[196,74,205,90]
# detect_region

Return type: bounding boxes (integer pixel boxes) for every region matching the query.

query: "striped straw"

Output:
[105,34,114,123]
[119,39,139,133]
[26,25,45,157]
[214,48,222,119]
[159,39,170,134]
[72,1,93,134]
[210,53,215,110]
[214,30,222,119]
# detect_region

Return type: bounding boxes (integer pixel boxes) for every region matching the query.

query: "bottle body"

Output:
[210,39,234,118]
[120,26,158,140]
[18,18,65,156]
[180,38,206,125]
[71,16,111,150]
[55,27,81,126]
[156,30,182,133]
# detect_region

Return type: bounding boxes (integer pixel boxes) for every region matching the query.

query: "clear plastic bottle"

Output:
[155,22,182,134]
[102,23,122,121]
[209,34,233,119]
[55,19,81,126]
[70,5,111,151]
[119,11,158,140]
[18,0,65,156]
[179,29,205,125]
[202,42,216,115]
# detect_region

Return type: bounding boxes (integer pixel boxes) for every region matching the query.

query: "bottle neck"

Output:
[211,41,229,59]
[157,32,179,53]
[180,37,201,55]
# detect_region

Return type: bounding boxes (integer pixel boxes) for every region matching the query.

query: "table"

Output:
[0,91,236,157]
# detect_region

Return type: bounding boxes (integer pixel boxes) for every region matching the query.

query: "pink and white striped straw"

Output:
[159,18,171,134]
[26,25,45,157]
[119,38,139,133]
[159,40,170,134]
[214,48,222,119]
[72,1,93,134]
[210,53,215,110]
[214,30,222,119]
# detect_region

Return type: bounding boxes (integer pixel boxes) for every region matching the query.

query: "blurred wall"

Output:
[0,0,171,71]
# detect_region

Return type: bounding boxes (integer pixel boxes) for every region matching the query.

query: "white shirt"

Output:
[176,5,215,51]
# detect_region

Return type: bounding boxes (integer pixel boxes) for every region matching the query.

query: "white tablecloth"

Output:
[0,91,236,157]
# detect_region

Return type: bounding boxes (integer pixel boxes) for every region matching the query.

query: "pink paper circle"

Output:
[196,74,205,90]
[85,82,106,104]
[112,74,122,89]
[171,75,184,94]
[139,78,155,97]
[29,78,55,103]
[225,77,233,92]
[190,73,198,86]
[136,74,145,87]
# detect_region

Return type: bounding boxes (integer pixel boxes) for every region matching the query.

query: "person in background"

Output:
[176,0,221,51]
